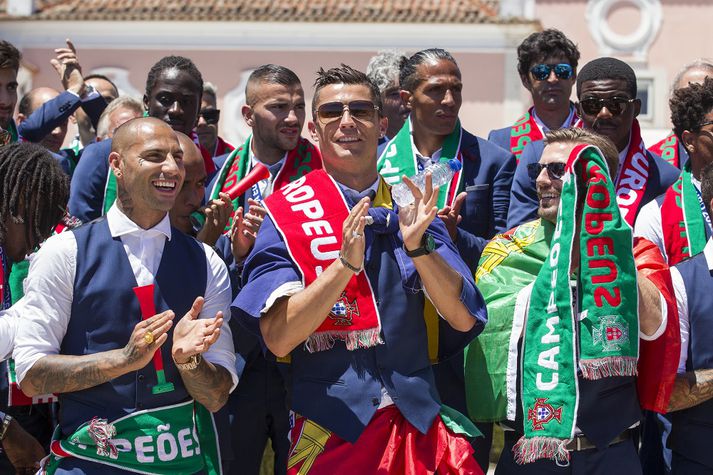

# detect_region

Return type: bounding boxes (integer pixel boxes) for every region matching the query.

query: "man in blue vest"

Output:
[12,117,237,474]
[668,162,713,473]
[233,65,486,473]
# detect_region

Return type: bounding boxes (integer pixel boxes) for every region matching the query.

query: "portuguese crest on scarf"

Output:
[208,136,322,232]
[377,117,463,209]
[509,106,579,164]
[514,144,638,465]
[263,169,382,352]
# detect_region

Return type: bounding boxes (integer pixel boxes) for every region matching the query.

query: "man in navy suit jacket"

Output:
[508,57,679,229]
[488,29,581,160]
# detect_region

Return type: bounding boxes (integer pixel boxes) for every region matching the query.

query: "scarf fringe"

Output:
[513,435,569,465]
[305,329,384,353]
[579,356,638,379]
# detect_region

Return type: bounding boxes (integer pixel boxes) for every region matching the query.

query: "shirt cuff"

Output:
[261,281,304,315]
[639,292,668,342]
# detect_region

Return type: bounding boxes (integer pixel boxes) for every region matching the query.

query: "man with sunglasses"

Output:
[196,82,235,160]
[507,57,679,230]
[488,29,581,163]
[466,127,676,474]
[232,65,486,473]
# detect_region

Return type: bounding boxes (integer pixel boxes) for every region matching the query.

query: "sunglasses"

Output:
[199,109,220,124]
[579,97,635,116]
[530,63,574,81]
[316,101,379,124]
[527,162,567,181]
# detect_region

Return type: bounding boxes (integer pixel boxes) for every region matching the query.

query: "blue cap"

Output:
[447,159,462,172]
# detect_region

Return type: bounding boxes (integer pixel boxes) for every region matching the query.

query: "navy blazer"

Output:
[18,90,106,143]
[454,129,516,270]
[506,139,680,229]
[68,138,112,223]
[486,126,513,153]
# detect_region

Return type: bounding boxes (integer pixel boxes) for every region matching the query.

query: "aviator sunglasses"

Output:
[316,100,379,124]
[527,162,567,180]
[579,97,636,116]
[530,63,574,81]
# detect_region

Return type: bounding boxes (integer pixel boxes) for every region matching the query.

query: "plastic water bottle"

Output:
[391,159,463,207]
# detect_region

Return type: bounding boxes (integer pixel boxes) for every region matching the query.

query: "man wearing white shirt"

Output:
[12,118,236,474]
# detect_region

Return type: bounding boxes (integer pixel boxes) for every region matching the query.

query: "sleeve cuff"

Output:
[639,292,668,342]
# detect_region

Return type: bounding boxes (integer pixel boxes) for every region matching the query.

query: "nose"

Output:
[163,152,182,175]
[339,106,356,129]
[285,108,299,125]
[596,104,613,120]
[442,89,456,107]
[535,165,550,187]
[547,69,559,83]
[196,114,207,126]
[187,184,203,209]
[168,100,183,117]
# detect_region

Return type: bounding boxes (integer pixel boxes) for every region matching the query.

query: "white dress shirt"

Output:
[12,205,238,390]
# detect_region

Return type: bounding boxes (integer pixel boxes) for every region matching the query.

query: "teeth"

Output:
[337,137,359,143]
[153,180,175,189]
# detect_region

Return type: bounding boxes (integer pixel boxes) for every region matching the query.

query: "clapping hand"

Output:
[172,297,223,364]
[398,172,439,251]
[230,198,266,262]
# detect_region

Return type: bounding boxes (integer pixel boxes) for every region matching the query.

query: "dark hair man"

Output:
[232,65,486,473]
[0,142,69,475]
[489,29,581,162]
[508,57,680,229]
[196,82,234,159]
[13,118,237,474]
[648,59,713,170]
[69,55,214,223]
[467,128,676,473]
[0,41,21,145]
[366,50,408,148]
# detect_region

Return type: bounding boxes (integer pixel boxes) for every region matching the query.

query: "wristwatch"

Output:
[404,233,435,258]
[174,354,202,371]
[0,412,12,441]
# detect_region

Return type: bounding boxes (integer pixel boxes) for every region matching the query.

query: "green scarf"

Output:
[45,400,221,474]
[376,117,463,209]
[515,145,638,464]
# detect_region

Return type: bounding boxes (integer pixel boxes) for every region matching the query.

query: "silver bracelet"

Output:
[0,413,12,441]
[339,253,361,273]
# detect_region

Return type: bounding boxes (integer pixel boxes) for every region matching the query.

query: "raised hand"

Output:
[172,297,223,364]
[122,310,174,371]
[197,192,232,246]
[50,39,85,96]
[230,198,266,262]
[398,172,439,251]
[437,191,465,241]
[339,197,370,272]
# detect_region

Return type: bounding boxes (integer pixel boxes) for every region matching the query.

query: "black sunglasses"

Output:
[530,63,574,81]
[316,100,379,124]
[199,109,220,124]
[527,162,567,180]
[579,97,635,116]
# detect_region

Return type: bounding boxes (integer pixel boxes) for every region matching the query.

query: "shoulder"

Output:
[646,149,680,184]
[462,129,512,162]
[487,126,513,147]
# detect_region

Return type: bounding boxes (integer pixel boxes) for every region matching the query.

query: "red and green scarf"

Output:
[615,120,650,227]
[515,144,638,464]
[263,169,382,352]
[649,132,681,169]
[208,136,321,232]
[509,107,580,164]
[661,165,710,265]
[0,120,18,145]
[377,117,463,209]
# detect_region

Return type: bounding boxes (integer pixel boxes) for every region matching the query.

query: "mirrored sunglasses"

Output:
[530,63,574,81]
[579,97,635,116]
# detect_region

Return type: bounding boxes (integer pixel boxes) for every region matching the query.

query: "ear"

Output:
[242,105,254,127]
[575,101,583,118]
[632,98,641,118]
[520,74,532,92]
[308,121,319,143]
[16,113,26,125]
[399,90,412,109]
[379,115,388,138]
[108,151,122,178]
[142,94,149,112]
[682,130,696,155]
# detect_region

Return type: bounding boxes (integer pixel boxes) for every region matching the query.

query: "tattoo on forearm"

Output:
[178,360,231,411]
[668,368,713,412]
[24,350,127,395]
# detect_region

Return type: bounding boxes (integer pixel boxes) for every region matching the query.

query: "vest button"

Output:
[371,397,380,406]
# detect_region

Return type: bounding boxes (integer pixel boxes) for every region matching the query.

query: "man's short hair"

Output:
[203,81,218,100]
[701,162,713,218]
[670,77,713,139]
[517,29,580,79]
[312,64,382,115]
[366,50,407,94]
[145,55,203,98]
[544,127,619,176]
[17,93,32,117]
[399,48,458,93]
[671,59,713,94]
[96,96,144,139]
[0,41,21,71]
[576,57,637,98]
[245,64,301,105]
[84,74,119,96]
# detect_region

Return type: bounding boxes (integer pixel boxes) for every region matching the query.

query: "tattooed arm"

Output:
[668,369,713,412]
[21,311,175,396]
[175,357,232,412]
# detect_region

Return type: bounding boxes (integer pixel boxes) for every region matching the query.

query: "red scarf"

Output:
[263,170,382,352]
[648,132,681,169]
[189,131,215,175]
[509,106,579,164]
[615,120,650,227]
[213,136,235,158]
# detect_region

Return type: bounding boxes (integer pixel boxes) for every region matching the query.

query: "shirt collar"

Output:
[704,238,713,270]
[336,177,381,207]
[106,204,172,240]
[532,104,576,133]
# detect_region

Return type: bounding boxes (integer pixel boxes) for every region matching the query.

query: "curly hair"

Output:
[144,55,203,99]
[366,50,407,94]
[0,40,21,71]
[670,77,713,138]
[517,29,580,79]
[577,57,637,99]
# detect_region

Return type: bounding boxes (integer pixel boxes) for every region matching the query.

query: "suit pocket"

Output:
[466,184,490,192]
[463,185,492,236]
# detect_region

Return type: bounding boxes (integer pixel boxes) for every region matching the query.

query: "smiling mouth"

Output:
[152,179,177,192]
[336,136,360,144]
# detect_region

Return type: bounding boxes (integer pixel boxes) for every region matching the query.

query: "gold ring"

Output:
[144,331,155,345]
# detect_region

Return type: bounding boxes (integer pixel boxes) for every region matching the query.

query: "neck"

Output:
[251,136,285,166]
[412,121,446,158]
[692,159,704,180]
[204,137,217,156]
[116,194,165,230]
[329,168,379,193]
[533,104,571,130]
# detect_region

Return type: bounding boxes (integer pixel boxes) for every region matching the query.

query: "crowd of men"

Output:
[0,27,710,474]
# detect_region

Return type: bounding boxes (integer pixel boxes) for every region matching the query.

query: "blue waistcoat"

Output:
[669,252,713,468]
[60,219,207,436]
